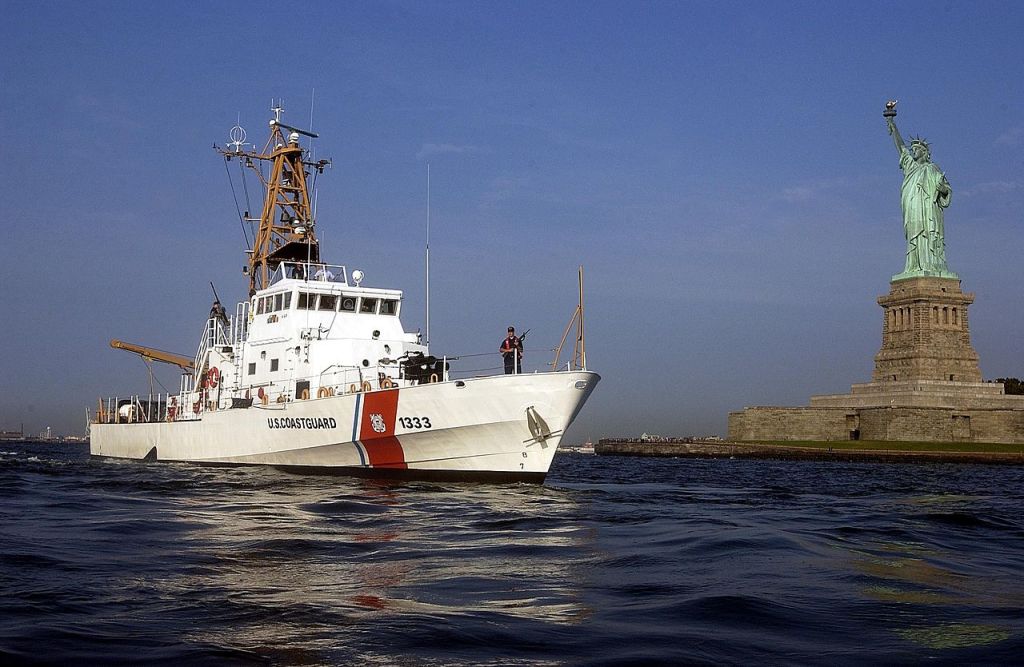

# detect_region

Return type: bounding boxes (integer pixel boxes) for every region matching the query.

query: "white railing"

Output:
[270,261,348,286]
[95,341,587,426]
[233,301,249,346]
[193,316,231,373]
[92,393,194,424]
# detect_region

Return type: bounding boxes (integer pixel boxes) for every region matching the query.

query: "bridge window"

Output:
[297,292,312,310]
[270,359,279,372]
[360,297,379,314]
[273,294,283,311]
[256,298,265,315]
[284,292,292,309]
[318,294,337,311]
[380,299,398,316]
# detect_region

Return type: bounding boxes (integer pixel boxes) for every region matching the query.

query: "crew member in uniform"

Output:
[210,299,229,326]
[500,326,523,374]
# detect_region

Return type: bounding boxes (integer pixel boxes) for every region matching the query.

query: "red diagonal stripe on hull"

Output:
[359,390,406,468]
[362,436,407,469]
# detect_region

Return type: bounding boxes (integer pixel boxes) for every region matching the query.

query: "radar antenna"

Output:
[228,124,248,153]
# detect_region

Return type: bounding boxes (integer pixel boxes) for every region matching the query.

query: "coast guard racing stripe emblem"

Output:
[356,389,406,468]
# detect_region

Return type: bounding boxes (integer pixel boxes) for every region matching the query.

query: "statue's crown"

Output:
[910,135,930,149]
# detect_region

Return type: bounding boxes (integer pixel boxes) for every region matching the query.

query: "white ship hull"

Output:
[91,371,599,482]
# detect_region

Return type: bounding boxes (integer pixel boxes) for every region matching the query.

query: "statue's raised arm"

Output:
[884,100,905,155]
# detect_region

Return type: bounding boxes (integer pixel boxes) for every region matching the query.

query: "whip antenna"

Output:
[425,163,431,350]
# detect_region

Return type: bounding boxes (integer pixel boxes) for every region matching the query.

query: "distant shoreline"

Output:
[0,438,89,446]
[595,439,1024,465]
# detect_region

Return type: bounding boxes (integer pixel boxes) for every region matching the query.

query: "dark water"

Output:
[2,443,1023,665]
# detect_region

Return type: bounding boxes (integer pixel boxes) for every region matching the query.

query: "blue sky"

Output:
[1,1,1022,439]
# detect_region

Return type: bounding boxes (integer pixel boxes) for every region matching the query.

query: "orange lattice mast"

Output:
[218,102,330,294]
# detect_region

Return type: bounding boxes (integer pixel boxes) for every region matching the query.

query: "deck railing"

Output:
[94,341,585,426]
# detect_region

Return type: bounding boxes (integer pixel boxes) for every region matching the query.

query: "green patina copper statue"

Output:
[884,101,957,281]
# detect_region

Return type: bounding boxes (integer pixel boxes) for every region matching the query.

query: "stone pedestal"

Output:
[872,276,981,383]
[808,276,1011,411]
[728,276,1024,444]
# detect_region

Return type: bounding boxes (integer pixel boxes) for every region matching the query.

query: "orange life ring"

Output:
[317,387,330,398]
[257,387,265,399]
[300,389,310,400]
[429,373,439,383]
[349,384,357,394]
[381,377,395,389]
[261,394,269,406]
[208,367,220,389]
[361,380,372,392]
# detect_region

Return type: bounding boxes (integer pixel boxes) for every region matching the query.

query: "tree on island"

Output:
[995,378,1024,395]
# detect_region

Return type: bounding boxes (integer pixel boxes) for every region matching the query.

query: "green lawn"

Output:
[744,440,1024,454]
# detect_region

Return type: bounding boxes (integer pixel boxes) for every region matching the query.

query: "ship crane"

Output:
[109,339,195,373]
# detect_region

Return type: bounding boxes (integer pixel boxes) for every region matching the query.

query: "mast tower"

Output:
[217,103,330,294]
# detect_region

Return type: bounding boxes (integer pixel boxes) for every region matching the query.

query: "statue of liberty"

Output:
[884,102,956,280]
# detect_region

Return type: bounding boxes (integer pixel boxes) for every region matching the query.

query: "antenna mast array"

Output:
[216,100,331,294]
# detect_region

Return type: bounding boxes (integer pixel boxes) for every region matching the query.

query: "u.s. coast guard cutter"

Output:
[90,107,599,482]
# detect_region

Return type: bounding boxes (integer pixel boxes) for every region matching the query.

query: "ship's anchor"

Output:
[523,406,562,448]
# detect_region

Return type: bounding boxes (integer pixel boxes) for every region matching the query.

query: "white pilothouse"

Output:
[90,107,599,482]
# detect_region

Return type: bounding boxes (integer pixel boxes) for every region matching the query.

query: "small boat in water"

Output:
[89,105,599,482]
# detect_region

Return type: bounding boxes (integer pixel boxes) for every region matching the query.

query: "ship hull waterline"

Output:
[91,371,599,483]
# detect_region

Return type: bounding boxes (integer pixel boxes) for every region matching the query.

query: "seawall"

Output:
[595,439,1024,465]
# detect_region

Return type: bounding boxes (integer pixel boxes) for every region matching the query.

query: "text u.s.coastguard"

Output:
[267,417,337,429]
